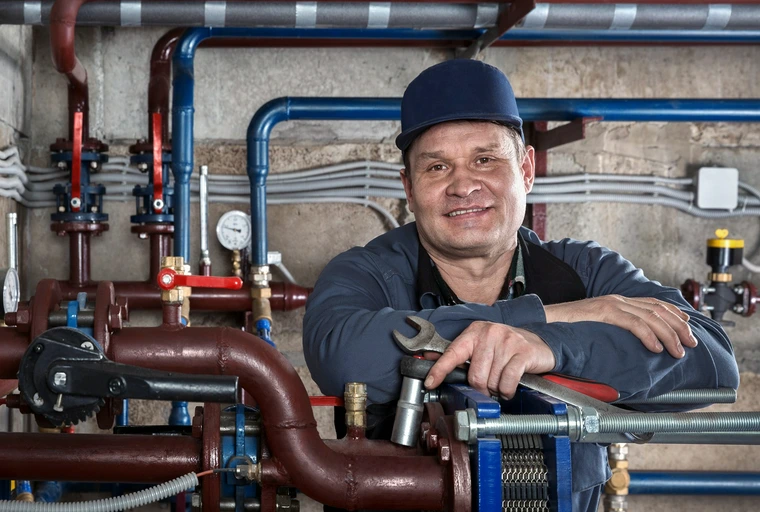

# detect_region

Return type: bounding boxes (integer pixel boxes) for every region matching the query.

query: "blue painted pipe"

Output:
[176,26,760,263]
[246,97,400,266]
[629,471,760,495]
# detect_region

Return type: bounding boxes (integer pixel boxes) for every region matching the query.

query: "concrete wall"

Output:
[0,24,31,434]
[16,25,760,511]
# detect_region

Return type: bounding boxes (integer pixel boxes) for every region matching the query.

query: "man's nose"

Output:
[445,165,481,198]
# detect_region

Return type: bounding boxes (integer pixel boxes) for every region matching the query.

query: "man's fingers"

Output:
[627,297,697,348]
[497,355,528,399]
[617,301,687,358]
[425,337,474,389]
[609,310,663,354]
[469,341,497,396]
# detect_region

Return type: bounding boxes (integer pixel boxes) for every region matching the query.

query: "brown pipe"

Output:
[57,280,310,312]
[0,328,30,379]
[0,433,202,482]
[111,327,446,510]
[149,231,173,282]
[69,231,90,287]
[50,0,92,142]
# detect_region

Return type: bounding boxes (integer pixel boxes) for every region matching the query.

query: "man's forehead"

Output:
[411,121,512,158]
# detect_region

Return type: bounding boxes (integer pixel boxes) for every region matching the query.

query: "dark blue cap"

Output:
[395,59,523,152]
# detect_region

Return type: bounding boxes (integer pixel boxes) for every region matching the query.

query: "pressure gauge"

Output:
[216,210,252,251]
[1,267,19,315]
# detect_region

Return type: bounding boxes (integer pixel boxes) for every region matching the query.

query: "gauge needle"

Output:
[224,226,242,233]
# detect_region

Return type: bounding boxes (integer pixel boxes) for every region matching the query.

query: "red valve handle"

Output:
[152,113,163,213]
[71,111,83,212]
[310,396,344,407]
[157,268,243,291]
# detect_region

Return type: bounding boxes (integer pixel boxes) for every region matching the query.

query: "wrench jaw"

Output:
[392,315,437,354]
[392,329,418,354]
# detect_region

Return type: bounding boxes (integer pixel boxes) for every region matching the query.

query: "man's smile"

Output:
[445,206,491,218]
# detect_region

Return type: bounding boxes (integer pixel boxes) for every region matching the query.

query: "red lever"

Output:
[310,396,344,407]
[152,113,163,213]
[71,111,83,212]
[157,268,243,291]
[542,374,620,403]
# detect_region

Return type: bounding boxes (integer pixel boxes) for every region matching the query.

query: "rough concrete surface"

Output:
[7,25,760,512]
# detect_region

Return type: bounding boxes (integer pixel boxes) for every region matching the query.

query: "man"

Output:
[303,59,739,511]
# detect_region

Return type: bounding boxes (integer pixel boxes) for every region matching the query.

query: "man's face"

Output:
[400,121,535,260]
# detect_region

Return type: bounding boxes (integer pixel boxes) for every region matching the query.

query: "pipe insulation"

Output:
[3,2,760,30]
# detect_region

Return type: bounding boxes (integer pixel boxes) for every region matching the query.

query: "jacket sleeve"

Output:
[521,237,740,409]
[303,247,547,404]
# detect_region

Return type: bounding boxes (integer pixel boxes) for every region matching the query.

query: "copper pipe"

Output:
[111,327,446,510]
[69,231,90,287]
[57,280,310,311]
[0,433,202,482]
[50,0,92,142]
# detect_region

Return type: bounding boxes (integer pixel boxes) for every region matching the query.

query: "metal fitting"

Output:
[604,495,628,512]
[344,382,367,429]
[251,297,272,323]
[161,256,191,304]
[454,409,478,444]
[608,443,629,461]
[108,297,129,331]
[191,492,202,509]
[90,161,98,170]
[153,198,165,211]
[53,372,67,387]
[57,161,67,170]
[734,285,745,295]
[391,376,426,447]
[137,162,148,172]
[605,444,630,496]
[733,304,746,314]
[251,287,272,299]
[251,266,273,290]
[234,462,261,482]
[70,197,81,209]
[709,272,732,283]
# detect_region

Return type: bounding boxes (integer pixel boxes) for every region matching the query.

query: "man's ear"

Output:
[521,146,536,193]
[400,168,414,213]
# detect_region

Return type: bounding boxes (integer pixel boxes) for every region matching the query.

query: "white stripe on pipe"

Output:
[23,1,42,25]
[367,3,391,29]
[120,1,142,27]
[704,5,732,30]
[474,3,499,29]
[204,1,226,27]
[520,4,549,29]
[296,2,318,28]
[610,4,637,30]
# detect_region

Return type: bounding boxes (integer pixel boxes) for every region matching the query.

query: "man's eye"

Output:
[429,164,445,171]
[477,157,493,164]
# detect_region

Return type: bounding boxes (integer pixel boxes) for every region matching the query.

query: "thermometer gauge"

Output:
[216,210,252,251]
[1,267,19,316]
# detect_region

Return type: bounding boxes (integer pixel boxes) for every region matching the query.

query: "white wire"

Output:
[742,258,760,274]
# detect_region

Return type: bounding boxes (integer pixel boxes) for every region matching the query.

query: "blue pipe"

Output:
[176,26,760,261]
[629,471,760,496]
[246,97,399,266]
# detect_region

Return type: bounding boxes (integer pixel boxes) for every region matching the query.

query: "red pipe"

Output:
[0,433,202,482]
[110,327,447,510]
[0,328,30,379]
[50,0,92,143]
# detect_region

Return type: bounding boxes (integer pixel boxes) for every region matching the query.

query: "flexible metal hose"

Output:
[0,473,198,511]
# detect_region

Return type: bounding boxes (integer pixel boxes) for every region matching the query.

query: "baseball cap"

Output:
[395,59,524,152]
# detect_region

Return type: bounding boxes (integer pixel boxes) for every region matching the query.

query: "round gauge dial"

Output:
[216,210,252,251]
[2,268,19,315]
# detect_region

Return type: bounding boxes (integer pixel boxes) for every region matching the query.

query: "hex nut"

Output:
[437,439,451,463]
[454,410,470,443]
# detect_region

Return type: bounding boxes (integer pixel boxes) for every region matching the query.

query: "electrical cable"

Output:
[742,258,760,274]
[0,473,199,511]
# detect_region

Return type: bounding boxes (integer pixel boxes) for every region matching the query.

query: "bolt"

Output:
[57,161,67,170]
[108,378,124,396]
[427,432,439,451]
[33,393,44,407]
[161,274,173,285]
[108,304,124,330]
[57,206,66,213]
[53,372,67,387]
[437,438,451,463]
[53,393,64,412]
[137,163,148,172]
[91,206,99,213]
[153,199,164,211]
[15,307,31,333]
[33,343,44,354]
[191,493,201,508]
[138,232,148,239]
[734,285,745,295]
[90,161,98,169]
[80,341,95,351]
[733,304,746,314]
[70,197,81,209]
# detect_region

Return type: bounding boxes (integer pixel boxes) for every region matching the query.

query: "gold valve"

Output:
[604,444,630,496]
[160,256,192,305]
[344,382,368,429]
[231,250,243,278]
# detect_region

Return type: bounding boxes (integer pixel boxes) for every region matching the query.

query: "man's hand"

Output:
[545,295,698,358]
[424,321,555,398]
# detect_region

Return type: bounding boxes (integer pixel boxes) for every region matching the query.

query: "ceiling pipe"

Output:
[49,0,92,144]
[6,2,760,30]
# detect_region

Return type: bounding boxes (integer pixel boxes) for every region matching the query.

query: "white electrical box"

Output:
[697,167,738,210]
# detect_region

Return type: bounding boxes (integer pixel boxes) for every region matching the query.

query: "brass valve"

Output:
[160,256,191,305]
[605,444,630,496]
[344,382,368,429]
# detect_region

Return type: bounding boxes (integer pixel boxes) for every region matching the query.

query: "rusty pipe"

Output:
[50,0,91,142]
[111,327,446,510]
[0,433,202,482]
